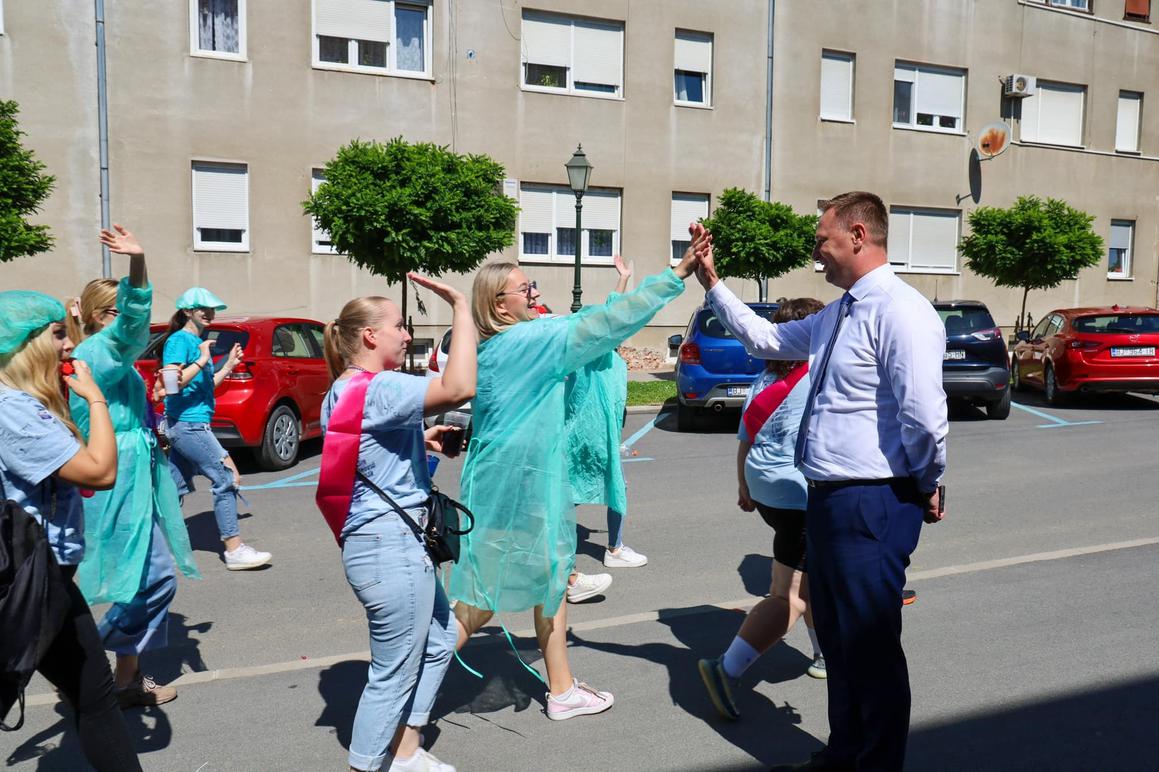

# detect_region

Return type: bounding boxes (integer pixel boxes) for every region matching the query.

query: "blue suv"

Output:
[668,303,779,431]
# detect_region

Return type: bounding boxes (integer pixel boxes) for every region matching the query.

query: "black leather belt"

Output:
[806,476,911,490]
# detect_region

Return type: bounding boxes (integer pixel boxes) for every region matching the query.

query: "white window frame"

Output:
[887,207,960,274]
[311,0,433,79]
[670,193,710,264]
[1048,0,1089,10]
[1019,79,1086,147]
[189,0,247,61]
[310,169,338,254]
[1116,91,1143,153]
[191,161,250,253]
[892,62,966,135]
[673,30,713,108]
[517,184,621,265]
[520,11,624,100]
[1107,219,1134,279]
[819,50,855,122]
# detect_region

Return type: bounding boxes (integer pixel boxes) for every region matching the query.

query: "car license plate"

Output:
[1111,346,1156,358]
[944,350,966,360]
[726,386,750,397]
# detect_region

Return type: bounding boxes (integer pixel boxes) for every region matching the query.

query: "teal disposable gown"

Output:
[449,269,683,616]
[564,293,629,516]
[72,279,200,605]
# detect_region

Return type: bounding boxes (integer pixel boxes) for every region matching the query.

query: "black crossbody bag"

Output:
[355,472,474,565]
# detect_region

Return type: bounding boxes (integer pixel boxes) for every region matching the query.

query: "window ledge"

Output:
[674,100,713,110]
[1017,140,1087,151]
[893,268,962,276]
[1115,148,1143,155]
[312,62,434,82]
[194,246,250,254]
[892,124,967,137]
[519,256,616,267]
[820,116,856,124]
[191,51,248,63]
[1107,275,1134,281]
[520,85,624,101]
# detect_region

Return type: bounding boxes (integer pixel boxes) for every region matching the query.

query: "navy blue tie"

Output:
[794,292,854,469]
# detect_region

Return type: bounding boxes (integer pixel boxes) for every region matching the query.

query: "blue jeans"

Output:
[343,512,456,772]
[607,508,624,549]
[99,520,178,656]
[166,420,240,540]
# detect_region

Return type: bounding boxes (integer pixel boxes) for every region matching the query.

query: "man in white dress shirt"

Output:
[692,192,947,772]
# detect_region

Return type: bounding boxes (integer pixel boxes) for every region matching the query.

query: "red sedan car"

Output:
[1011,305,1159,404]
[137,317,332,469]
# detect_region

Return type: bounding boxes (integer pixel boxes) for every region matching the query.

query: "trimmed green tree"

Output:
[959,196,1104,332]
[303,137,517,364]
[700,188,818,284]
[0,100,55,262]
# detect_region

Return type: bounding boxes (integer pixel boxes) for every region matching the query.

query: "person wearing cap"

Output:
[67,225,201,709]
[162,287,272,571]
[0,290,143,770]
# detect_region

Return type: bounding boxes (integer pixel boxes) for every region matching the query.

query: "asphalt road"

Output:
[4,391,1159,771]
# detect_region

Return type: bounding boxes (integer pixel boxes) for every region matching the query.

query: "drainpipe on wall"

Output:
[95,0,111,278]
[759,0,775,303]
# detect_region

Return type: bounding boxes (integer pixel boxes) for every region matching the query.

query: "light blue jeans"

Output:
[343,512,457,772]
[166,420,240,540]
[99,520,177,655]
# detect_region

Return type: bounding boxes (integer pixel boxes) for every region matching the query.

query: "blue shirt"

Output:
[708,264,948,492]
[737,368,810,510]
[163,330,215,423]
[0,388,86,565]
[320,371,430,538]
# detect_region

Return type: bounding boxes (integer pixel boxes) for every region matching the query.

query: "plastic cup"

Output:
[161,366,180,395]
[442,411,470,458]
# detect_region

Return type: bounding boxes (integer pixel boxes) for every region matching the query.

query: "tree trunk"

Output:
[1019,286,1030,333]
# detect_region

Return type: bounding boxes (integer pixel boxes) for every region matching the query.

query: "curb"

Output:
[626,404,671,415]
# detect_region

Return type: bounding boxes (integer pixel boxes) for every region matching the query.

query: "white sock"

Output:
[807,626,822,658]
[721,636,760,679]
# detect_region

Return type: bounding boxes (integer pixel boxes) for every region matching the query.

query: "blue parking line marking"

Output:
[623,457,654,464]
[623,414,661,449]
[1011,402,1102,428]
[240,465,320,491]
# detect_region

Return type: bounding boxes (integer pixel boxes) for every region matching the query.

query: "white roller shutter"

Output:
[671,194,709,241]
[674,31,711,74]
[315,0,391,43]
[1110,220,1133,251]
[193,162,249,231]
[915,68,963,120]
[1116,92,1141,152]
[820,52,853,120]
[907,210,959,271]
[887,211,910,266]
[894,64,915,83]
[519,185,555,235]
[1023,82,1085,146]
[522,12,570,67]
[578,188,620,233]
[572,19,622,88]
[311,170,337,253]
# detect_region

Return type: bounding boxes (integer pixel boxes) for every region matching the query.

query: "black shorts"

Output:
[755,503,807,572]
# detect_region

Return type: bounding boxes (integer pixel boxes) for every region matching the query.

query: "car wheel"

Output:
[676,400,696,432]
[987,387,1011,420]
[1011,358,1024,391]
[1043,364,1066,406]
[257,404,300,471]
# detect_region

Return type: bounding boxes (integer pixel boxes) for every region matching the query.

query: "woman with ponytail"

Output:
[316,272,474,772]
[69,225,200,708]
[0,290,142,770]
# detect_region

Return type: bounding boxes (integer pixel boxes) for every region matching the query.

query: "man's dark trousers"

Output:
[806,481,924,771]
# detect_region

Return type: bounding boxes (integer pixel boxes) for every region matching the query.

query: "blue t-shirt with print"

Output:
[320,371,430,538]
[0,388,86,565]
[163,330,215,423]
[737,368,810,511]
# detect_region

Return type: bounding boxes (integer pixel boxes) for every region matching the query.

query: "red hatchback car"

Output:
[1011,305,1159,404]
[136,317,333,470]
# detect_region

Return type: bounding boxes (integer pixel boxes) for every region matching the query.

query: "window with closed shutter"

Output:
[313,0,430,76]
[1116,91,1142,153]
[519,184,621,262]
[1020,81,1085,147]
[521,11,623,97]
[674,31,712,105]
[1124,0,1151,19]
[820,51,854,121]
[1108,220,1134,277]
[893,63,965,133]
[887,208,959,273]
[192,162,249,252]
[670,194,709,262]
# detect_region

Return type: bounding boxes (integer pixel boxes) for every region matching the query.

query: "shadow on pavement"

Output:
[575,521,609,564]
[654,406,742,435]
[183,508,253,557]
[1012,391,1159,412]
[736,553,775,597]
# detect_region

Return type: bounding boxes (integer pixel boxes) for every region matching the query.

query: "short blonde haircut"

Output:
[65,278,118,344]
[472,261,519,341]
[323,296,393,379]
[0,325,79,437]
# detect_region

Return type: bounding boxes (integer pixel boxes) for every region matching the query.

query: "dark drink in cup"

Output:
[442,411,470,458]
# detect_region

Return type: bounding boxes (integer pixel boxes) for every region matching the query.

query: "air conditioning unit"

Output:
[1004,74,1036,98]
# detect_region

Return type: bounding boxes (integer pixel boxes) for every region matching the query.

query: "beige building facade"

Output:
[1,0,1156,351]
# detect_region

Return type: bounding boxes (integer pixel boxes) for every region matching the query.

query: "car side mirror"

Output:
[1015,331,1030,343]
[667,334,683,348]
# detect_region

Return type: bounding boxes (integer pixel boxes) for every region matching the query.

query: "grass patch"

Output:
[626,380,676,406]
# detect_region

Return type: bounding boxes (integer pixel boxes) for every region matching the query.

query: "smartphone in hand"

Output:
[938,484,946,515]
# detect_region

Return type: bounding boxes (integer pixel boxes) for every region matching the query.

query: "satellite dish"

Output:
[976,121,1011,159]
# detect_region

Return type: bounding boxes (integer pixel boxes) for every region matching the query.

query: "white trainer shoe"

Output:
[388,748,456,772]
[224,543,272,571]
[566,572,612,603]
[603,544,648,568]
[546,678,614,720]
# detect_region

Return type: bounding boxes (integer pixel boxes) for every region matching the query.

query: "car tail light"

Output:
[1068,340,1100,351]
[679,341,701,365]
[226,361,254,381]
[428,348,440,373]
[970,327,1002,341]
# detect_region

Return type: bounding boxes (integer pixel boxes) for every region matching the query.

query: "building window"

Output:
[518,184,621,263]
[521,11,623,98]
[820,51,855,121]
[1020,80,1085,146]
[674,31,712,106]
[893,63,965,133]
[671,193,710,262]
[1125,0,1151,20]
[1048,0,1089,9]
[313,0,431,77]
[192,162,249,252]
[1108,220,1134,278]
[191,0,245,57]
[311,169,337,254]
[887,208,959,273]
[1116,91,1142,153]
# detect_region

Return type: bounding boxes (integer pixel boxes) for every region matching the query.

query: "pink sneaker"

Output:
[545,678,614,720]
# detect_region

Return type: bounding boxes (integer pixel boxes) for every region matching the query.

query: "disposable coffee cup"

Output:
[161,366,180,395]
[442,411,470,458]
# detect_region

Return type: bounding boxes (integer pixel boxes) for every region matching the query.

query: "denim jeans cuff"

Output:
[405,711,430,727]
[348,750,387,771]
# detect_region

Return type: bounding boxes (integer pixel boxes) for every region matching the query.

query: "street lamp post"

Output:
[565,144,593,313]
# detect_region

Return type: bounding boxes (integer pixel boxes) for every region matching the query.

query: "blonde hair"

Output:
[472,261,520,341]
[323,296,392,379]
[0,325,79,437]
[65,278,118,344]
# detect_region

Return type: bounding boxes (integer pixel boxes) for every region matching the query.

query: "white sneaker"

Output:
[223,543,272,571]
[546,678,614,720]
[389,748,456,772]
[566,572,612,603]
[807,654,827,679]
[604,544,648,568]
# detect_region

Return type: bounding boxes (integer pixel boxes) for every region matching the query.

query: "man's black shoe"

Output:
[769,750,854,772]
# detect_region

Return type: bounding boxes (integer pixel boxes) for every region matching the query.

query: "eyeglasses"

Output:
[99,307,120,319]
[496,281,537,299]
